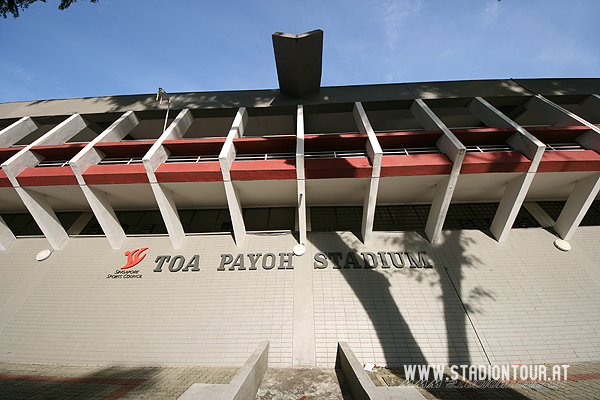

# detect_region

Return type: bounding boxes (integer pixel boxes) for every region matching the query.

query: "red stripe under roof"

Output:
[83,164,149,185]
[17,167,78,186]
[155,162,222,182]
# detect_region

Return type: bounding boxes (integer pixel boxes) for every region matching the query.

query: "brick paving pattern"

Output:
[0,362,238,399]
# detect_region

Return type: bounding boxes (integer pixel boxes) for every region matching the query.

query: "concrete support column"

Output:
[296,105,307,245]
[468,97,546,242]
[143,109,194,249]
[82,186,126,248]
[219,108,248,247]
[70,111,140,249]
[554,173,600,241]
[523,95,600,240]
[0,116,40,148]
[490,173,535,241]
[411,99,466,244]
[353,102,382,244]
[361,177,380,244]
[0,216,16,250]
[2,114,92,250]
[67,212,93,235]
[223,181,246,246]
[523,202,555,228]
[525,95,600,153]
[17,187,69,250]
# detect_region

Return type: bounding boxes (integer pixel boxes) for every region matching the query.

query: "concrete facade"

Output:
[1,77,600,377]
[0,227,598,369]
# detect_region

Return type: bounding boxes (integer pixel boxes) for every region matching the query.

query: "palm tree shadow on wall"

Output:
[310,229,495,367]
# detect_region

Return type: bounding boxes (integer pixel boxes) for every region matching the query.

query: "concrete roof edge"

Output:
[1,78,599,120]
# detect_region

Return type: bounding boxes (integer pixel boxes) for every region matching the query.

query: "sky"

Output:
[0,0,599,103]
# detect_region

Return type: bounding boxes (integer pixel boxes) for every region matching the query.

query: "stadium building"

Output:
[1,31,599,372]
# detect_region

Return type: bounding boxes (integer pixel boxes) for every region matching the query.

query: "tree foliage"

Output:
[1,0,98,18]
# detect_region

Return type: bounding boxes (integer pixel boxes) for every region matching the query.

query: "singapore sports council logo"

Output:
[122,248,148,269]
[106,248,147,280]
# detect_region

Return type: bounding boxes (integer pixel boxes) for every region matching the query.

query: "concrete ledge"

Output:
[336,341,425,400]
[178,341,269,400]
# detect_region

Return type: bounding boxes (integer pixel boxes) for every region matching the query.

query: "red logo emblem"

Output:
[122,248,148,269]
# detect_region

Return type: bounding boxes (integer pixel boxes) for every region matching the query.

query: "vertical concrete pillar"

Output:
[0,116,40,148]
[296,105,307,245]
[411,99,466,244]
[143,109,194,249]
[468,97,545,242]
[353,102,382,245]
[219,108,248,246]
[554,173,600,241]
[70,111,140,249]
[0,216,16,250]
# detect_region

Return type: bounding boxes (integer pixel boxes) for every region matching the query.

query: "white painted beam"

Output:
[142,109,194,249]
[66,212,93,235]
[411,99,466,244]
[489,173,535,242]
[143,109,194,182]
[70,111,140,180]
[219,108,248,182]
[224,181,246,246]
[580,94,600,117]
[361,178,380,245]
[296,105,305,180]
[353,102,382,177]
[151,183,185,249]
[0,117,40,148]
[353,102,383,244]
[219,108,249,247]
[468,97,545,170]
[296,105,307,245]
[82,186,126,248]
[468,97,546,242]
[17,187,69,250]
[554,172,600,241]
[1,114,91,250]
[523,202,555,228]
[69,111,140,249]
[525,95,600,153]
[0,216,16,250]
[2,114,89,186]
[36,114,89,146]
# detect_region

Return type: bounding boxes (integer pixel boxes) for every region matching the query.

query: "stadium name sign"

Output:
[217,251,433,270]
[107,248,434,278]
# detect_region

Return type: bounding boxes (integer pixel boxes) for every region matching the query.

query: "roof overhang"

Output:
[272,30,323,98]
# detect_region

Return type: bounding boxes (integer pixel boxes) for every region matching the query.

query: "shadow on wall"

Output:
[310,229,496,367]
[310,229,537,398]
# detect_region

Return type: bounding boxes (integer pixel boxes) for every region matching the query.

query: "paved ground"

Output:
[1,361,600,399]
[256,368,353,400]
[0,362,239,399]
